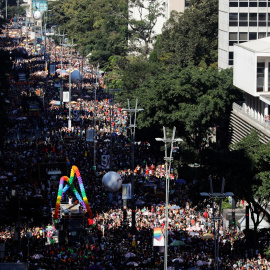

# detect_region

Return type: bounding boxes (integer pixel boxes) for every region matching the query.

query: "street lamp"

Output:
[155,126,182,270]
[55,29,67,107]
[122,98,143,233]
[65,39,77,129]
[200,177,234,270]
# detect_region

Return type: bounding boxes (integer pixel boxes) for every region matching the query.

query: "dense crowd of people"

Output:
[0,19,270,270]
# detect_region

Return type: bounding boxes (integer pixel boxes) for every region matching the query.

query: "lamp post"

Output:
[155,126,182,270]
[55,29,66,107]
[104,88,119,170]
[122,99,143,234]
[93,64,99,171]
[65,39,77,129]
[5,0,7,19]
[11,190,21,251]
[200,177,234,270]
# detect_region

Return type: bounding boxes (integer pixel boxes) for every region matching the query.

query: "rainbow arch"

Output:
[53,165,93,220]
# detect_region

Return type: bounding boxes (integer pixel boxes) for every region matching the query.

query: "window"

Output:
[229,32,238,40]
[249,32,257,40]
[239,13,248,26]
[185,0,191,7]
[249,13,257,27]
[257,62,265,92]
[259,13,267,26]
[239,32,248,41]
[229,32,238,46]
[259,2,267,7]
[258,32,266,39]
[230,2,238,6]
[229,13,238,26]
[240,2,248,6]
[250,2,258,7]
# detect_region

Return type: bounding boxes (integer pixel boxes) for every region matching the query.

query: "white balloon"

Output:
[33,11,42,20]
[102,171,122,192]
[71,69,82,83]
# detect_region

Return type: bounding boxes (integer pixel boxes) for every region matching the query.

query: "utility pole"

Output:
[64,39,77,129]
[55,29,67,108]
[122,99,144,234]
[200,177,234,270]
[93,64,99,171]
[155,127,182,270]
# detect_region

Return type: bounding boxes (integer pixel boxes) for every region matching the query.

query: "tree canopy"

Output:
[121,63,243,148]
[49,0,128,67]
[151,0,218,68]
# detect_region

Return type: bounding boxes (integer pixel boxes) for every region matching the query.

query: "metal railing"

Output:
[232,102,270,130]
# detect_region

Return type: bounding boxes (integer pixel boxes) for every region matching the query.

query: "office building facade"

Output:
[218,0,270,70]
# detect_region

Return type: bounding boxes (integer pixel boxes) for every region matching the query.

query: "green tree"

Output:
[128,0,165,57]
[124,64,242,148]
[49,0,128,68]
[226,130,270,233]
[151,0,218,67]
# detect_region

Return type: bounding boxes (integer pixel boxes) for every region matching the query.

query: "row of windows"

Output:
[229,31,268,45]
[230,2,270,7]
[230,2,270,6]
[229,13,270,26]
[230,0,270,2]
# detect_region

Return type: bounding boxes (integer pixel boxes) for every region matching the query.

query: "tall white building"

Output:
[218,0,270,70]
[218,0,270,143]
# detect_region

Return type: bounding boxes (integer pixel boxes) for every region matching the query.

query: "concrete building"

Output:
[218,0,270,144]
[231,37,270,144]
[218,0,270,70]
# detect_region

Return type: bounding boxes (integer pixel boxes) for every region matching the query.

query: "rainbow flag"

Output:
[153,227,164,246]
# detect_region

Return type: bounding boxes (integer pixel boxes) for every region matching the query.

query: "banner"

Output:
[30,31,35,40]
[122,183,131,200]
[63,91,69,102]
[101,155,110,169]
[50,64,55,75]
[86,129,94,142]
[153,227,165,247]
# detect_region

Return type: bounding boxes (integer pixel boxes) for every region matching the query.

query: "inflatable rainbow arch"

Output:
[53,165,93,220]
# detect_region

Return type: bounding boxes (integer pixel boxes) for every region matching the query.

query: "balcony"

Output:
[230,102,270,144]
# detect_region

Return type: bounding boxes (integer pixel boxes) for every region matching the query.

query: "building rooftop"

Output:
[236,37,270,53]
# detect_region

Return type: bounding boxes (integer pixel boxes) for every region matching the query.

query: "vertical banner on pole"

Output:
[153,227,165,246]
[122,183,132,200]
[86,129,94,142]
[50,63,55,75]
[54,78,60,88]
[63,91,69,102]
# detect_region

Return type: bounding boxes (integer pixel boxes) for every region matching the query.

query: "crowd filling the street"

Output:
[1,19,270,270]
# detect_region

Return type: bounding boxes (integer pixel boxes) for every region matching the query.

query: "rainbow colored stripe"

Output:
[53,165,93,220]
[154,227,163,241]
